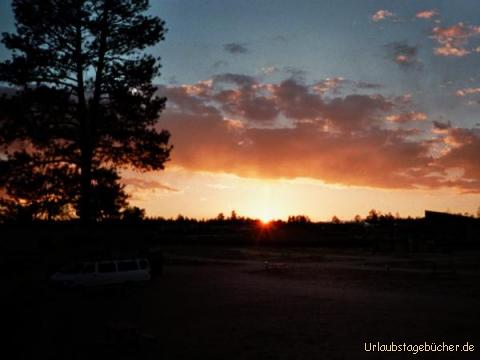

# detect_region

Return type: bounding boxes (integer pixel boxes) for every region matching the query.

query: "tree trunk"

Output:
[74,17,93,225]
[79,142,93,224]
[79,2,110,224]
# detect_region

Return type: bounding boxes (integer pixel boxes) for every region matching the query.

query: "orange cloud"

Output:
[156,77,480,193]
[432,23,480,57]
[313,77,345,94]
[435,44,469,57]
[164,117,431,189]
[372,10,394,22]
[437,128,480,190]
[385,112,428,123]
[416,10,439,20]
[455,87,480,97]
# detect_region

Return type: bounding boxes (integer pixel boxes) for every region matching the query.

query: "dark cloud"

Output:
[323,94,392,131]
[272,79,324,120]
[123,178,179,192]
[223,43,249,54]
[283,66,307,81]
[356,81,383,89]
[216,91,278,122]
[212,73,277,122]
[385,41,421,70]
[433,120,451,130]
[158,85,219,116]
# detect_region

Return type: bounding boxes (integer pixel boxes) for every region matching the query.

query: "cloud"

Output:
[436,128,480,188]
[208,73,278,122]
[215,89,279,123]
[271,78,324,121]
[433,120,451,131]
[322,94,393,131]
[455,87,480,97]
[441,127,480,147]
[223,43,249,54]
[260,65,279,75]
[356,81,383,90]
[163,75,397,129]
[372,10,394,22]
[159,77,449,189]
[431,22,480,57]
[283,66,307,81]
[123,178,179,192]
[313,77,345,94]
[163,115,432,189]
[385,42,421,69]
[416,10,439,20]
[435,43,469,57]
[155,75,480,193]
[213,73,257,87]
[385,112,428,123]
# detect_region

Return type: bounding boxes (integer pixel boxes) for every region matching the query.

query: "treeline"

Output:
[0,207,418,225]
[3,209,480,256]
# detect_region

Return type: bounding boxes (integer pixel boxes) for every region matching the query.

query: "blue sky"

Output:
[146,0,480,127]
[2,0,479,125]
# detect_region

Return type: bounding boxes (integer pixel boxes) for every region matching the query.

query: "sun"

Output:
[258,210,273,225]
[260,218,272,226]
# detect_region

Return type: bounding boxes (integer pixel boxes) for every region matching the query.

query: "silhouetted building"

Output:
[425,210,479,249]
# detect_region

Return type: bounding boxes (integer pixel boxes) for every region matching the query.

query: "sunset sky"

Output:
[2,0,480,221]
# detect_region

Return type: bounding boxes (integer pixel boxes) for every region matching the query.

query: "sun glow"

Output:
[258,209,274,224]
[259,217,273,226]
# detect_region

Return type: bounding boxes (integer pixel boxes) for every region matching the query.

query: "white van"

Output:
[50,258,151,288]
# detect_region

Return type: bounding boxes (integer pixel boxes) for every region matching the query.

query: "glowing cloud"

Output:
[372,10,394,22]
[416,10,439,20]
[432,23,480,57]
[154,75,480,193]
[386,112,428,123]
[455,88,480,97]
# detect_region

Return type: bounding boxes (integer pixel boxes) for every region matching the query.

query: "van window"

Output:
[98,262,116,273]
[138,260,149,269]
[83,263,95,273]
[118,261,138,271]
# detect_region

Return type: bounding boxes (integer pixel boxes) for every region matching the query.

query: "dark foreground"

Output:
[4,245,480,359]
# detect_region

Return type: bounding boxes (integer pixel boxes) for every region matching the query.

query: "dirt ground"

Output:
[4,245,480,359]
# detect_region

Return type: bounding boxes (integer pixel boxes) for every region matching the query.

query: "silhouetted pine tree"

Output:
[0,0,171,222]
